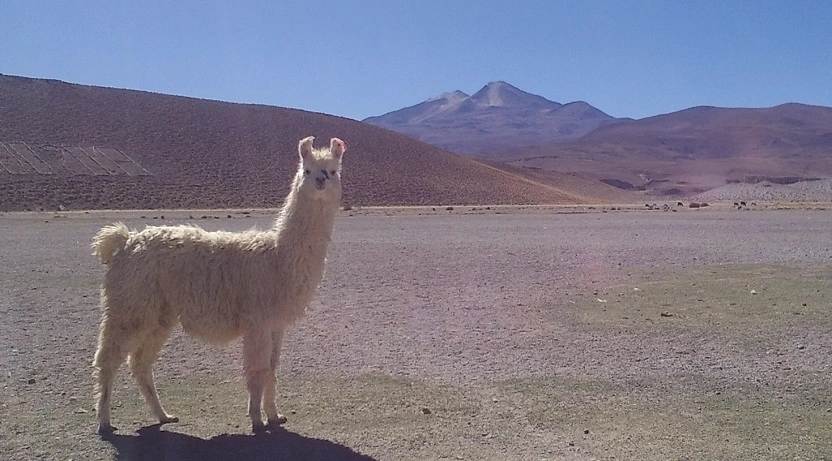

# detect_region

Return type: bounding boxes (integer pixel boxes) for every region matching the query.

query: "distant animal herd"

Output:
[643,201,757,211]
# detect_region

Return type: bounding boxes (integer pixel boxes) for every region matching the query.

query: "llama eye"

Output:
[304,169,310,175]
[330,170,336,176]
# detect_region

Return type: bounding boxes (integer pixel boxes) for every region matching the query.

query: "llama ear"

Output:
[298,136,315,159]
[330,138,346,160]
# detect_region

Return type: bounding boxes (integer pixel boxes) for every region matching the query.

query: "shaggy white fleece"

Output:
[92,136,345,433]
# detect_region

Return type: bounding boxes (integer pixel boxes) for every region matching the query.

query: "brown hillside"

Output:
[487,104,832,197]
[479,161,636,204]
[0,75,630,211]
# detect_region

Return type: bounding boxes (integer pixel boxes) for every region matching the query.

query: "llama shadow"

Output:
[101,424,377,461]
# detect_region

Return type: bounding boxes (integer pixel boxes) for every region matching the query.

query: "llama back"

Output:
[92,223,131,264]
[97,224,310,342]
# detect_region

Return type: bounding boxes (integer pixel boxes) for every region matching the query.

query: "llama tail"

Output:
[92,223,131,264]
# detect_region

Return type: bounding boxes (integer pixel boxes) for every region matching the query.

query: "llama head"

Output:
[295,136,346,200]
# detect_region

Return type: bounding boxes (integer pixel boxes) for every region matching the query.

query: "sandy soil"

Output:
[1,207,830,460]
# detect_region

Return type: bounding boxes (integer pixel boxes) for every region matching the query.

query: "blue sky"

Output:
[2,1,831,120]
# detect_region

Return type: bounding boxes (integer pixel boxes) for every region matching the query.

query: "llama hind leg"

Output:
[242,330,272,431]
[263,329,288,427]
[129,327,178,425]
[93,318,133,433]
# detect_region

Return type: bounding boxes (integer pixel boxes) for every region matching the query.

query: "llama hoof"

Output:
[159,415,179,424]
[252,421,268,433]
[267,414,288,427]
[98,423,117,434]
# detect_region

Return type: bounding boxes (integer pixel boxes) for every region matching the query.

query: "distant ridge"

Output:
[490,103,832,196]
[364,81,621,153]
[0,74,633,210]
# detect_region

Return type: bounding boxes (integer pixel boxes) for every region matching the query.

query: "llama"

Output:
[91,136,345,433]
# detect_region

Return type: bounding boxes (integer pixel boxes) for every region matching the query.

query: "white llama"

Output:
[91,136,346,433]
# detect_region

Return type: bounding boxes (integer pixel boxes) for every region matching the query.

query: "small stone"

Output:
[27,378,36,384]
[797,345,805,350]
[750,290,757,295]
[660,312,673,317]
[421,407,431,415]
[583,429,590,434]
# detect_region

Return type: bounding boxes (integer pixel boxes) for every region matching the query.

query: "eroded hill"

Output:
[0,75,633,211]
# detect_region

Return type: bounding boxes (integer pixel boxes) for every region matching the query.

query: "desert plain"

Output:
[1,205,831,460]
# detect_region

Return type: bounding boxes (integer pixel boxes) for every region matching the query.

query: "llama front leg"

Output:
[129,327,178,426]
[242,330,272,431]
[263,329,288,427]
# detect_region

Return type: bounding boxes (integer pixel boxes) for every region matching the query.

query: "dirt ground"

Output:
[1,206,830,460]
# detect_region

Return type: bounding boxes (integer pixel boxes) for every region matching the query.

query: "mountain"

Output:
[372,90,470,125]
[364,81,620,153]
[487,104,832,196]
[0,74,633,211]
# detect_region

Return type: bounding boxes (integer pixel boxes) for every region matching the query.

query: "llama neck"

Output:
[273,187,338,253]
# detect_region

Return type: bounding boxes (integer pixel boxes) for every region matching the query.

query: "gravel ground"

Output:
[1,207,831,460]
[298,208,832,381]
